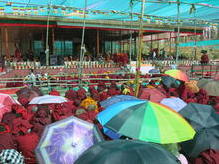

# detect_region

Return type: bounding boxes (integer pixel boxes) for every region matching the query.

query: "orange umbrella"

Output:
[185,80,199,93]
[165,69,189,82]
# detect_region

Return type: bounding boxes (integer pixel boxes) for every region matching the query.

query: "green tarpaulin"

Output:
[179,39,219,47]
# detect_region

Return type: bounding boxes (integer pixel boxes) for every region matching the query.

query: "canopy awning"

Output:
[0,0,218,26]
[179,39,219,47]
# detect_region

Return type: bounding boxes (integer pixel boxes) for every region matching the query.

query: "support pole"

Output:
[4,27,9,59]
[45,0,52,66]
[175,0,180,64]
[134,0,145,97]
[1,27,3,56]
[129,3,133,64]
[52,28,55,55]
[169,32,172,55]
[96,29,100,55]
[193,10,197,60]
[78,0,87,86]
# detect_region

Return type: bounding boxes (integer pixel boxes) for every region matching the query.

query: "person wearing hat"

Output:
[200,50,209,65]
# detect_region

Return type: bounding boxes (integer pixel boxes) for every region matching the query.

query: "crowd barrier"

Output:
[191,64,219,79]
[7,61,119,70]
[0,72,161,97]
[7,60,217,70]
[142,60,208,66]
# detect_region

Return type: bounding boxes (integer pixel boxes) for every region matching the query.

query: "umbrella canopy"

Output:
[139,88,167,103]
[164,69,189,82]
[181,123,219,158]
[29,95,68,104]
[0,149,25,164]
[97,99,195,144]
[75,140,180,164]
[179,103,219,157]
[197,79,209,88]
[35,116,103,164]
[197,79,219,96]
[184,80,199,93]
[179,103,218,130]
[0,93,17,121]
[103,127,121,139]
[161,76,181,88]
[149,69,160,74]
[100,95,138,108]
[160,97,187,112]
[0,104,12,122]
[0,93,17,106]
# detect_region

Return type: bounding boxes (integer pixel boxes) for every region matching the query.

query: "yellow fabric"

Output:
[146,85,155,89]
[122,88,130,95]
[185,80,199,93]
[80,97,98,111]
[128,80,134,84]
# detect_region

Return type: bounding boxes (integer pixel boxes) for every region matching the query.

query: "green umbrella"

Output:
[197,79,209,88]
[181,124,219,158]
[179,103,218,130]
[97,100,195,144]
[75,140,180,164]
[197,79,219,96]
[179,103,219,157]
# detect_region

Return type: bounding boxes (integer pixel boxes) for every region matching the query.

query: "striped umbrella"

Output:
[97,100,195,144]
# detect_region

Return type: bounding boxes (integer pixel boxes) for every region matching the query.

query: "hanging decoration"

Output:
[0,7,4,15]
[0,1,217,28]
[203,25,218,40]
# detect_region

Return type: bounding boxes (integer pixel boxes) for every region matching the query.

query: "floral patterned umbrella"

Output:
[35,116,103,164]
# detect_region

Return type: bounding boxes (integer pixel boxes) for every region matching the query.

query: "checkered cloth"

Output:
[0,149,24,164]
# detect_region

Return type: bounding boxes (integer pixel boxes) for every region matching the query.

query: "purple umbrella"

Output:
[35,116,103,164]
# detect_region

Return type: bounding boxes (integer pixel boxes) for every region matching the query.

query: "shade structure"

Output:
[197,79,219,96]
[0,104,11,122]
[184,80,199,93]
[35,116,103,164]
[180,124,219,158]
[196,79,209,88]
[161,76,181,88]
[179,39,219,48]
[164,69,189,82]
[139,88,167,103]
[100,95,139,109]
[179,103,218,130]
[97,99,195,144]
[0,93,17,106]
[179,103,219,157]
[160,97,187,112]
[103,127,121,139]
[0,0,219,26]
[75,140,180,164]
[29,95,68,104]
[0,93,17,121]
[149,69,160,74]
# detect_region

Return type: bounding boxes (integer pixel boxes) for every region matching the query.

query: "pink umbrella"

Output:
[0,93,17,106]
[0,104,11,121]
[139,88,167,103]
[0,93,17,121]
